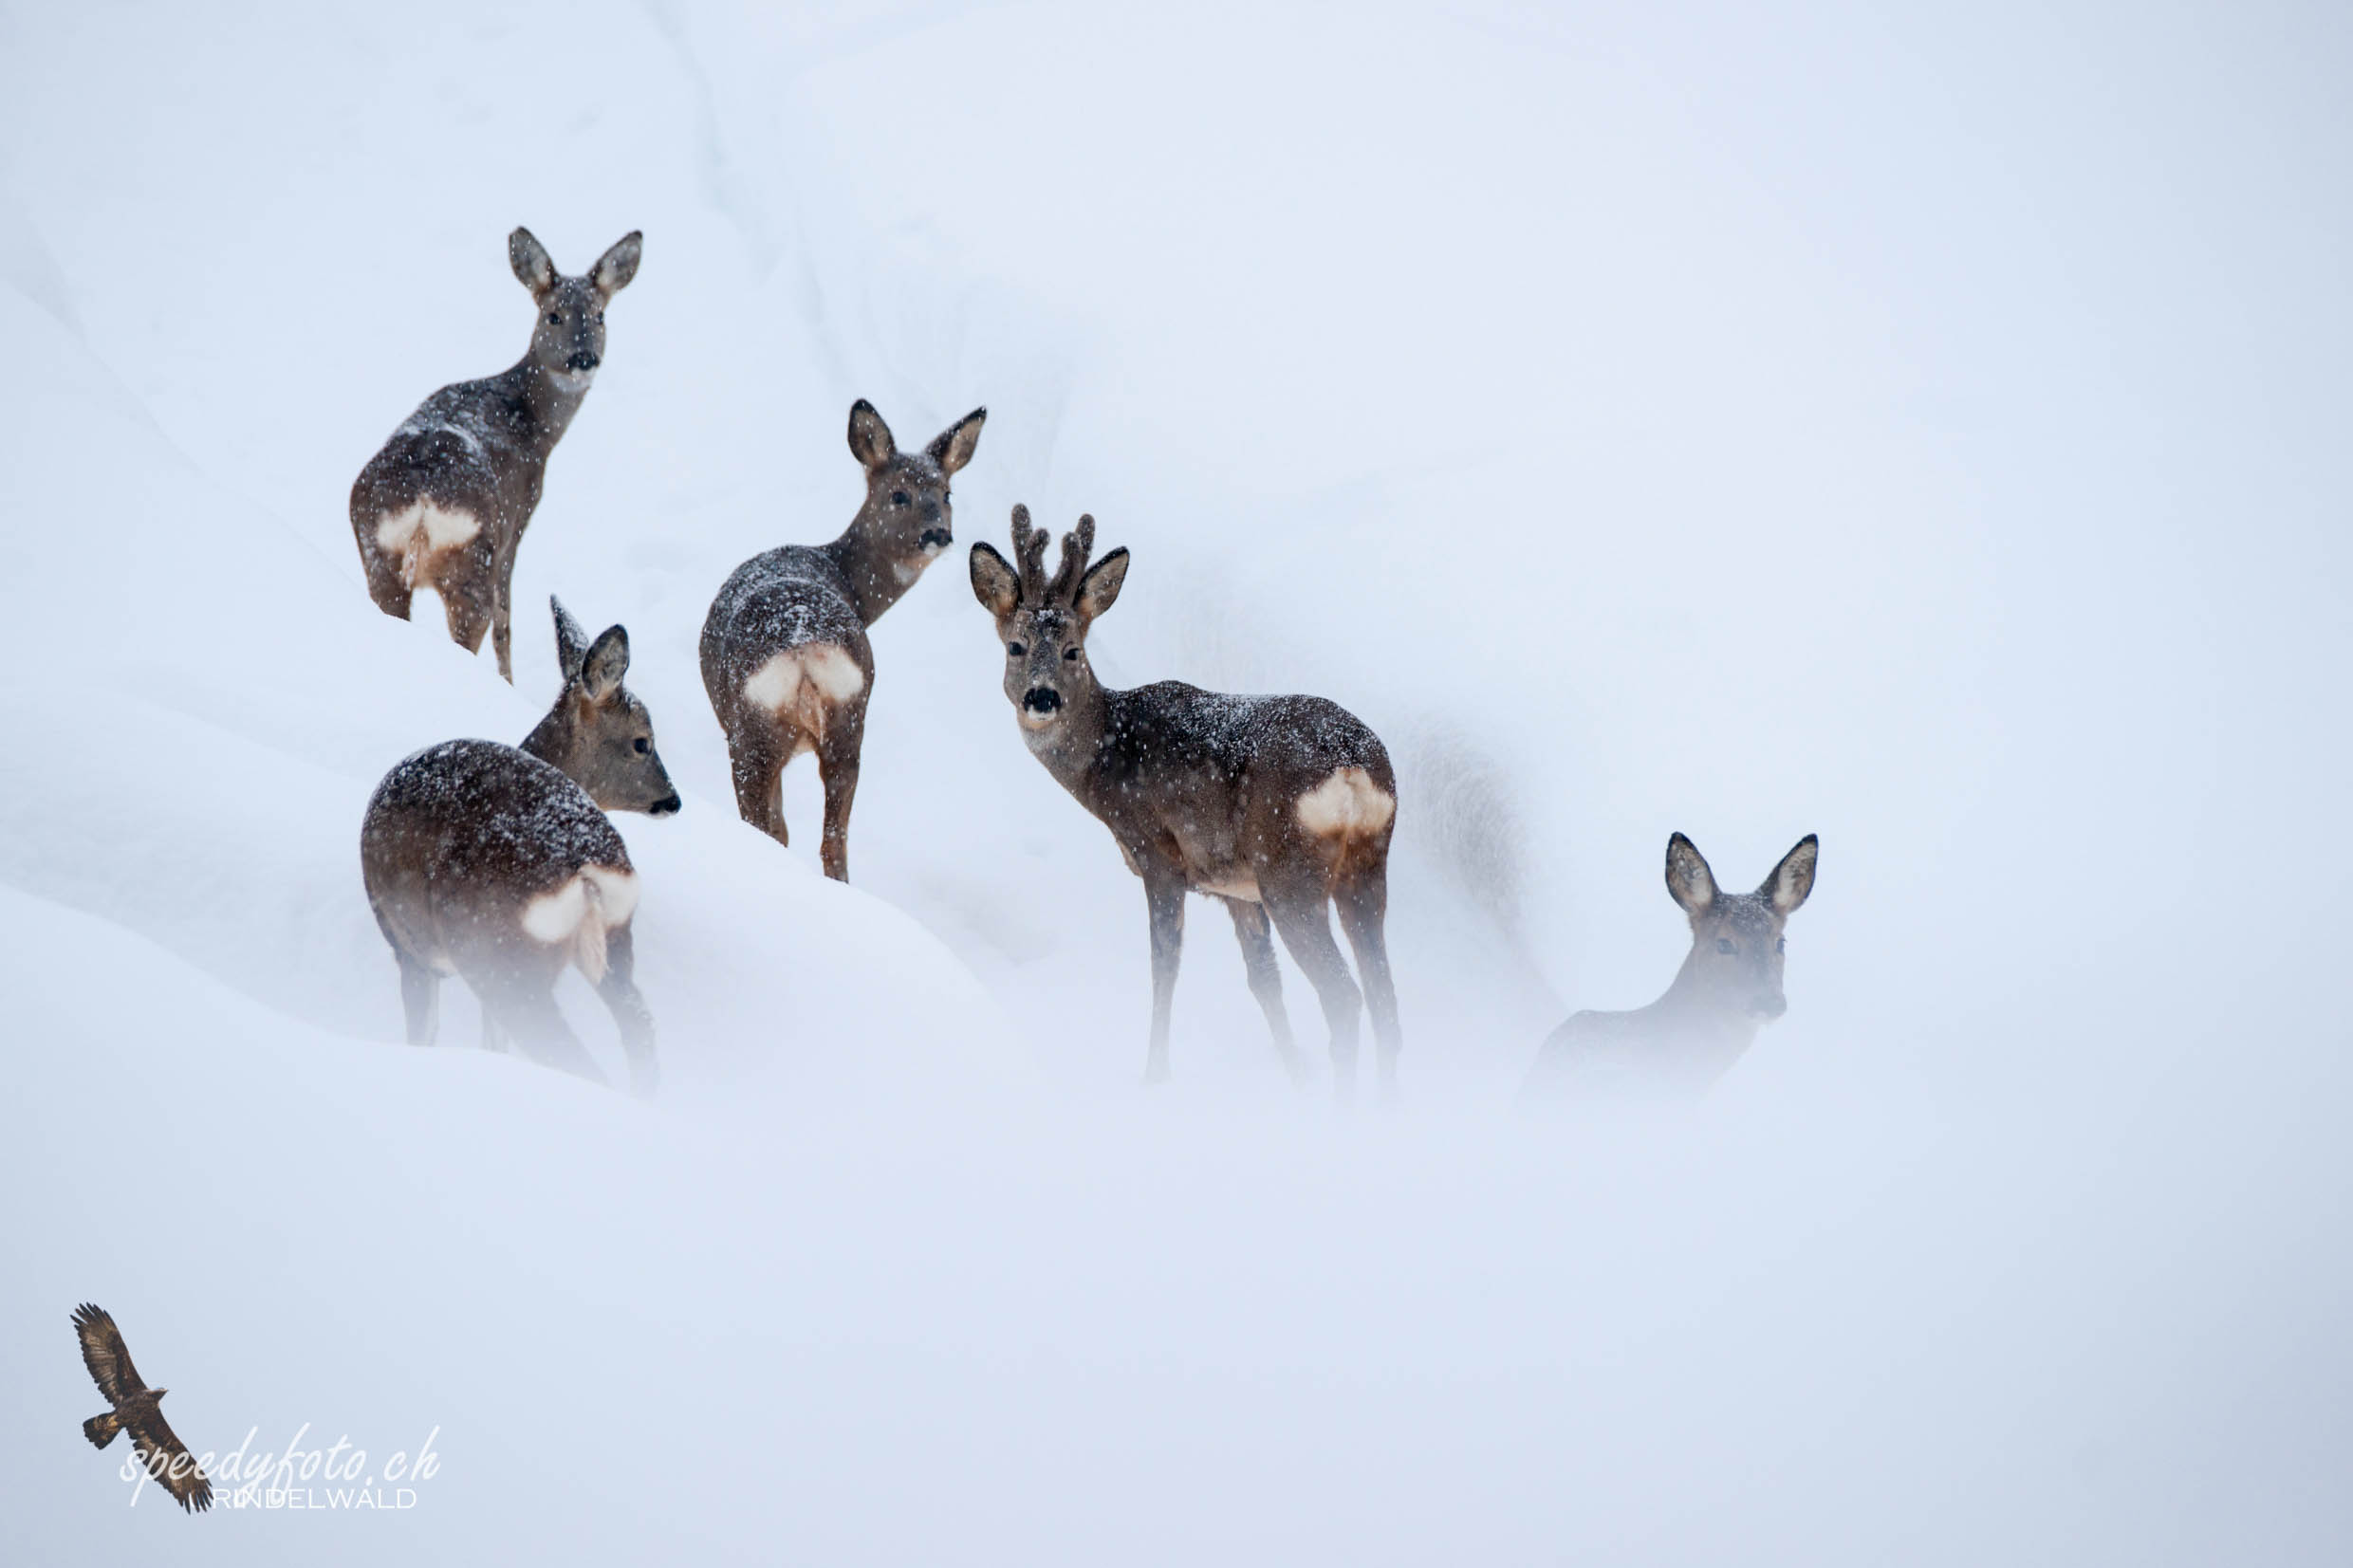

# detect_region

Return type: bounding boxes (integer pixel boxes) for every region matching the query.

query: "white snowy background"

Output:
[1,0,2347,1561]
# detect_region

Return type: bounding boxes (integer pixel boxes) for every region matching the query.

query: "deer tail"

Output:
[521,867,637,984]
[398,521,430,590]
[572,876,609,985]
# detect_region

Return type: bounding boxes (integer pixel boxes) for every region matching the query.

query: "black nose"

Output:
[649,794,681,817]
[1023,688,1062,713]
[566,351,599,372]
[919,528,953,548]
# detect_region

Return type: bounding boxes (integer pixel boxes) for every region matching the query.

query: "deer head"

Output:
[1661,832,1818,1022]
[520,597,680,816]
[509,227,641,393]
[843,399,986,589]
[969,507,1129,734]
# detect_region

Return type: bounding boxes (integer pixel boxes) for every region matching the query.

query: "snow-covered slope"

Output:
[0,193,1016,1095]
[2,0,2348,1561]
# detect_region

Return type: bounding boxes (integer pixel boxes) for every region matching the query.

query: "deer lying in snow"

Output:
[1523,832,1819,1099]
[970,509,1402,1097]
[701,398,985,881]
[351,227,641,681]
[361,598,680,1095]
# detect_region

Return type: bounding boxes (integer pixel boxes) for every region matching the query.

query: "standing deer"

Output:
[361,598,680,1095]
[969,509,1402,1097]
[1522,832,1819,1099]
[351,227,642,681]
[701,398,985,881]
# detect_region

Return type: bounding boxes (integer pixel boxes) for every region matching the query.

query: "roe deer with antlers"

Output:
[970,509,1402,1097]
[351,228,641,681]
[1523,832,1819,1099]
[361,598,680,1095]
[701,399,985,881]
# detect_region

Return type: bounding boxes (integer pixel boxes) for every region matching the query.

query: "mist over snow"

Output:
[2,1,2348,1561]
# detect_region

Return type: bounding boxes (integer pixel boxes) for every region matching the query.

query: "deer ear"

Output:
[927,408,987,475]
[1077,545,1129,622]
[1759,834,1818,914]
[1665,833,1717,917]
[510,227,556,299]
[969,543,1020,617]
[550,596,589,680]
[590,230,642,297]
[581,625,630,702]
[847,399,896,470]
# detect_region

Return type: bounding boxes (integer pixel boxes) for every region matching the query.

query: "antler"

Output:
[1010,505,1050,604]
[1047,513,1097,606]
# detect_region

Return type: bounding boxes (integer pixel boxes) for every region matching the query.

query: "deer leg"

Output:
[440,582,492,660]
[464,956,603,1083]
[1262,876,1364,1104]
[396,951,439,1045]
[1333,865,1402,1099]
[475,978,605,1085]
[594,924,659,1099]
[726,725,790,847]
[489,549,515,684]
[1224,896,1306,1083]
[361,543,414,620]
[1142,868,1187,1083]
[815,723,862,884]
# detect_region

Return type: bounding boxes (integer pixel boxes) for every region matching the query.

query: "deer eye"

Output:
[1063,646,1080,661]
[593,311,604,324]
[1714,938,1735,954]
[1007,641,1026,657]
[633,737,649,754]
[891,490,910,507]
[546,311,561,324]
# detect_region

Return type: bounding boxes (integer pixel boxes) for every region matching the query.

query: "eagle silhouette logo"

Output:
[74,1303,213,1512]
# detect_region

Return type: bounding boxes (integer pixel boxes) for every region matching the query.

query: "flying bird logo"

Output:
[73,1303,213,1513]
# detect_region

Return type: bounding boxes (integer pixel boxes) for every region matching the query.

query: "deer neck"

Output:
[517,700,577,780]
[506,357,592,455]
[1649,947,1763,1049]
[817,520,920,626]
[1026,680,1112,796]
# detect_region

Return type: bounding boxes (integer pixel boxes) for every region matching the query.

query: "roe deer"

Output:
[969,509,1402,1097]
[1523,832,1819,1099]
[351,228,642,681]
[700,398,985,881]
[361,598,680,1095]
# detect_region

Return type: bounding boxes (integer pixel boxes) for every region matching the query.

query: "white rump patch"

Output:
[521,877,588,945]
[519,865,639,984]
[802,645,865,702]
[581,864,640,926]
[375,501,481,587]
[743,645,866,737]
[1294,767,1397,840]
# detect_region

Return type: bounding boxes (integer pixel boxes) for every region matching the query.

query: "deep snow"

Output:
[2,0,2348,1561]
